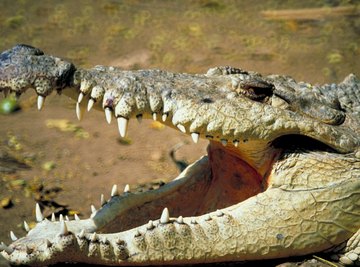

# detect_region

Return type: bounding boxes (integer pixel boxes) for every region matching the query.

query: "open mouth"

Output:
[0,44,358,266]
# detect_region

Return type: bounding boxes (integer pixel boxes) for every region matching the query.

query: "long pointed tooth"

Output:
[87,98,95,111]
[59,214,64,222]
[91,205,97,213]
[24,221,30,232]
[111,184,119,197]
[162,113,168,122]
[65,216,70,221]
[0,243,14,254]
[37,95,45,110]
[77,92,84,103]
[60,221,69,235]
[10,231,17,241]
[136,114,143,123]
[117,117,128,138]
[191,132,199,144]
[35,203,43,222]
[105,108,112,124]
[233,140,239,147]
[100,194,106,206]
[76,102,83,121]
[160,207,170,224]
[78,229,85,239]
[177,124,186,133]
[123,184,130,193]
[51,213,56,222]
[74,214,80,221]
[221,139,227,146]
[90,232,97,242]
[152,113,157,121]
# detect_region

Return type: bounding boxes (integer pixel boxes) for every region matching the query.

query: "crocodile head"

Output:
[0,44,359,266]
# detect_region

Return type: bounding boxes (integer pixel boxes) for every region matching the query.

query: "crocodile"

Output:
[0,44,359,266]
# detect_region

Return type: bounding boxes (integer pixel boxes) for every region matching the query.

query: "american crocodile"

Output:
[0,44,359,266]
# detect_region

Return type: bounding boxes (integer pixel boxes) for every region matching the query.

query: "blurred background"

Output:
[1,0,359,81]
[0,0,359,262]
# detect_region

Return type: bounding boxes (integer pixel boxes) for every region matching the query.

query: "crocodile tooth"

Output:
[59,214,64,222]
[123,184,130,193]
[221,139,227,146]
[90,232,97,242]
[100,194,106,206]
[134,230,141,237]
[0,242,14,254]
[191,218,197,224]
[23,221,30,232]
[87,98,95,111]
[65,216,70,221]
[117,117,128,138]
[191,132,199,144]
[146,220,154,230]
[233,140,239,147]
[177,124,186,133]
[37,95,45,110]
[204,215,211,221]
[176,216,184,224]
[152,113,157,121]
[35,203,43,222]
[51,213,56,222]
[216,210,224,217]
[160,207,170,224]
[105,108,112,124]
[136,114,143,123]
[60,221,69,235]
[162,113,168,122]
[76,102,83,121]
[77,92,84,103]
[111,184,119,197]
[74,214,80,221]
[91,205,97,213]
[78,229,85,239]
[9,231,17,241]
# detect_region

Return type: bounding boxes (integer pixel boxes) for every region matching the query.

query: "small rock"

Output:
[42,161,56,171]
[1,197,13,209]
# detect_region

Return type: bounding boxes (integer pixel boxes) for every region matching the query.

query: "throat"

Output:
[197,141,279,213]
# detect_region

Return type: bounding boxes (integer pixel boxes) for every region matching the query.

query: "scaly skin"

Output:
[0,44,359,266]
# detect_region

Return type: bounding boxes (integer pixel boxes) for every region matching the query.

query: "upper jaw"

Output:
[0,44,358,155]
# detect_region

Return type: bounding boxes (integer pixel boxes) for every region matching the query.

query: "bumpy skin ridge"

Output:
[0,45,359,266]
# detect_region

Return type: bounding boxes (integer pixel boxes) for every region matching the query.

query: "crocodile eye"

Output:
[236,79,274,102]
